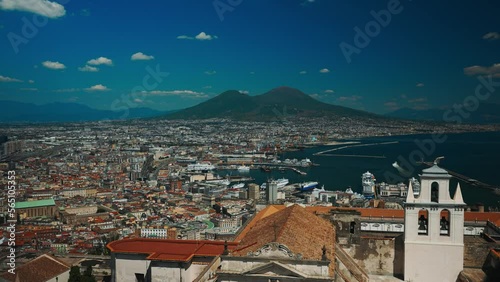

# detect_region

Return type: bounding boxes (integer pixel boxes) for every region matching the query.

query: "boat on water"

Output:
[205,179,230,186]
[187,162,215,171]
[237,165,250,172]
[409,177,421,196]
[299,181,318,192]
[231,183,245,189]
[260,178,289,189]
[362,171,376,197]
[260,166,271,172]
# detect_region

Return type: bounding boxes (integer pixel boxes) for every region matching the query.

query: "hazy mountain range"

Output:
[385,103,500,124]
[1,87,499,124]
[0,101,165,123]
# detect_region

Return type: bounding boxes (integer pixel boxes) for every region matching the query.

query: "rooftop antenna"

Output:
[434,156,445,165]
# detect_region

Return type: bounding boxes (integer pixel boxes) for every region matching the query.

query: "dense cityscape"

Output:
[0,116,500,281]
[2,0,500,281]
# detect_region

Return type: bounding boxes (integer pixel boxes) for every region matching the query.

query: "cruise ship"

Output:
[409,177,421,196]
[299,181,319,192]
[260,178,289,189]
[205,178,230,186]
[231,183,245,189]
[187,162,215,171]
[362,171,376,198]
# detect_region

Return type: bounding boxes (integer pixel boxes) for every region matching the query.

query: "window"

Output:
[440,209,450,236]
[418,209,429,235]
[350,222,356,234]
[431,182,439,203]
[135,273,145,282]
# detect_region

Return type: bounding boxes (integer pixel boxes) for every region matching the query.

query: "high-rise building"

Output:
[266,180,278,204]
[404,162,465,282]
[248,183,260,200]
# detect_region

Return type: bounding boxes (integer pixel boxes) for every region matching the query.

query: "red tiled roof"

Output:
[1,254,70,282]
[107,238,238,262]
[233,204,336,276]
[303,206,500,224]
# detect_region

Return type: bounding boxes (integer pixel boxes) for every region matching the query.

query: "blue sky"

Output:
[0,0,499,114]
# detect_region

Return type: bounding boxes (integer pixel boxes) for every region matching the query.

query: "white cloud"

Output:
[239,90,249,94]
[78,65,99,72]
[20,87,37,91]
[204,70,216,75]
[86,84,110,91]
[195,32,216,40]
[134,98,143,103]
[324,89,334,93]
[319,68,330,73]
[28,79,34,84]
[0,0,66,18]
[416,83,424,87]
[177,35,193,40]
[0,75,22,82]
[299,70,307,74]
[42,60,66,70]
[87,57,113,66]
[131,52,154,61]
[464,63,500,76]
[178,32,217,41]
[482,32,500,41]
[203,85,212,89]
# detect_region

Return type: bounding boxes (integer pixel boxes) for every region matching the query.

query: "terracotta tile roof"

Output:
[232,204,335,275]
[107,238,238,262]
[1,254,70,282]
[235,205,286,241]
[305,206,500,224]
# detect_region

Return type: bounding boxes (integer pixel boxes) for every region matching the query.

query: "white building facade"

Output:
[404,164,466,282]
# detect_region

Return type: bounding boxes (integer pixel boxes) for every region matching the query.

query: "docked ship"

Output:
[409,177,421,196]
[260,178,289,189]
[231,183,245,189]
[237,165,250,172]
[205,178,230,186]
[187,162,215,171]
[362,171,376,198]
[260,166,271,172]
[299,181,319,192]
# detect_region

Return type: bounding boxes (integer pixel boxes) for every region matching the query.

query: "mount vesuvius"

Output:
[163,86,382,121]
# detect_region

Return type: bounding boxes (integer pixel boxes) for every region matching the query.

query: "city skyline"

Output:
[0,0,500,114]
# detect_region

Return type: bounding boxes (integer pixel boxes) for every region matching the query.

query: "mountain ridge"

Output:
[0,100,167,123]
[164,86,381,121]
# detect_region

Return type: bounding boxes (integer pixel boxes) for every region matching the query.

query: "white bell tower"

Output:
[404,160,466,282]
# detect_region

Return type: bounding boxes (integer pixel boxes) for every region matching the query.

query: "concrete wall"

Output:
[404,242,463,282]
[48,270,70,282]
[335,244,369,282]
[220,259,328,277]
[150,261,205,282]
[343,237,396,276]
[114,254,151,282]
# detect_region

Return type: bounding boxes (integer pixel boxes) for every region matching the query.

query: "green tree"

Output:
[82,265,96,282]
[68,266,82,282]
